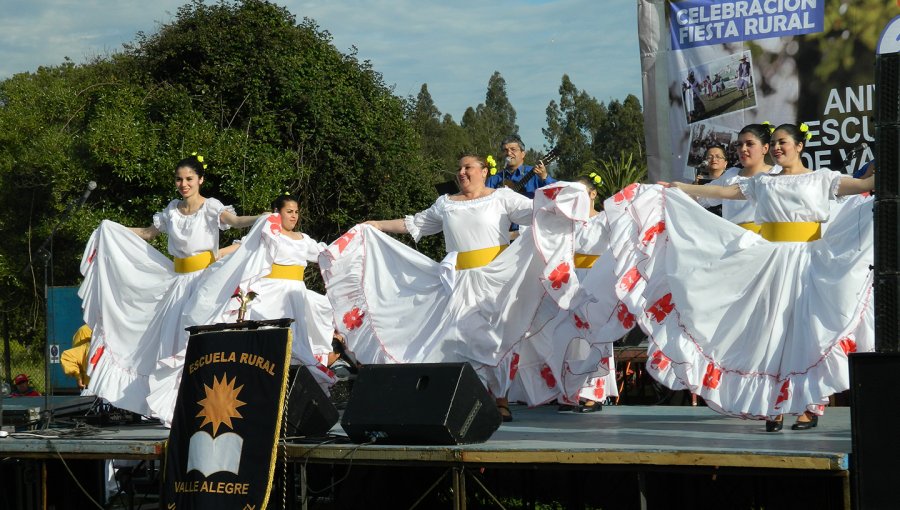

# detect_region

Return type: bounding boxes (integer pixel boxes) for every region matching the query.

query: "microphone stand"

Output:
[21,185,94,429]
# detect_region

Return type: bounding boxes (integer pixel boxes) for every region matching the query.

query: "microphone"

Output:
[697,160,709,168]
[839,142,869,174]
[77,181,97,208]
[845,142,868,159]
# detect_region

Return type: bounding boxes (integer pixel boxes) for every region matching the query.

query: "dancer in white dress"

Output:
[217,194,337,390]
[321,154,588,422]
[509,173,630,411]
[697,124,779,231]
[634,123,875,431]
[79,154,260,418]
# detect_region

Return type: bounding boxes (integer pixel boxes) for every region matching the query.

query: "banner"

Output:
[162,326,291,510]
[639,0,900,182]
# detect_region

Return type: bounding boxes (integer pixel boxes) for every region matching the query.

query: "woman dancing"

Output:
[697,123,778,231]
[508,173,631,411]
[216,194,337,390]
[603,123,873,431]
[320,154,588,421]
[79,154,261,418]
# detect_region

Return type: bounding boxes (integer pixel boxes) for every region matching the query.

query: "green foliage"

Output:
[543,75,645,183]
[0,0,647,350]
[591,151,648,204]
[460,71,519,157]
[0,0,436,346]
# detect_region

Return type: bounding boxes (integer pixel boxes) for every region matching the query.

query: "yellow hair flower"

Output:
[486,154,498,175]
[589,172,602,186]
[761,121,775,134]
[799,122,812,141]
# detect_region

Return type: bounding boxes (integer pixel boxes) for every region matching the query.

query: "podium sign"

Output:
[162,324,291,509]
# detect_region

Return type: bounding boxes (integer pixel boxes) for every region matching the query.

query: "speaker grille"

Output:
[875,125,900,198]
[874,199,900,273]
[875,275,900,352]
[875,52,900,125]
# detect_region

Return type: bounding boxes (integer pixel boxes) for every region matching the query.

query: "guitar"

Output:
[500,146,561,195]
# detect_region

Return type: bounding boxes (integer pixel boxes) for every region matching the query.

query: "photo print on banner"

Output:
[639,0,899,182]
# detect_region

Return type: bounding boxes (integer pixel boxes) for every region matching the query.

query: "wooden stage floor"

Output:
[0,402,850,471]
[0,400,853,509]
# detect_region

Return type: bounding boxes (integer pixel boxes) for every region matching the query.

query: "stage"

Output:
[0,399,851,509]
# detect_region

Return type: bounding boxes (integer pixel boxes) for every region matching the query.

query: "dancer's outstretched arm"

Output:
[659,181,746,200]
[365,219,408,234]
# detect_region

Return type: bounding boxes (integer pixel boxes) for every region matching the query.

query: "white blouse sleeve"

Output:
[151,200,179,234]
[404,198,445,242]
[826,170,843,200]
[298,235,326,263]
[499,189,534,226]
[737,174,760,203]
[204,197,237,231]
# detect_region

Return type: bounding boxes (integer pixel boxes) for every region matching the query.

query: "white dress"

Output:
[509,211,629,406]
[237,231,337,388]
[698,166,781,225]
[320,186,590,397]
[602,174,873,419]
[79,198,235,417]
[146,215,336,426]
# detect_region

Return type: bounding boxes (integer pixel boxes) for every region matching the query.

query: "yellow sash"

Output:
[759,222,821,242]
[265,263,305,281]
[456,245,508,270]
[737,222,762,234]
[174,251,214,273]
[574,253,599,269]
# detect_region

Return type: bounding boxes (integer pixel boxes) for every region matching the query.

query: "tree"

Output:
[461,71,518,157]
[543,75,606,180]
[594,94,645,162]
[408,84,467,184]
[0,0,438,349]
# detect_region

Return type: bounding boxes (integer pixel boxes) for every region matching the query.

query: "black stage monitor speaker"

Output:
[285,365,339,437]
[850,352,900,510]
[341,362,501,445]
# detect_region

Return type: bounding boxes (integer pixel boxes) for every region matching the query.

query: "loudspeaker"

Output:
[875,125,900,198]
[285,365,339,437]
[340,362,501,445]
[874,200,900,275]
[850,353,900,510]
[875,52,899,126]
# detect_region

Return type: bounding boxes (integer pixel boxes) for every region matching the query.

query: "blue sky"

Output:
[0,0,643,149]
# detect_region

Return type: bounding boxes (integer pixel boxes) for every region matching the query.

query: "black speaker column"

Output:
[340,362,501,445]
[851,50,900,510]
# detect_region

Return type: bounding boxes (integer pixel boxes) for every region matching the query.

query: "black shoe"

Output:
[765,418,783,432]
[791,414,818,430]
[578,401,602,413]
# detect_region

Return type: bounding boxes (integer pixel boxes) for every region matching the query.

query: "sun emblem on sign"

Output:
[196,373,247,436]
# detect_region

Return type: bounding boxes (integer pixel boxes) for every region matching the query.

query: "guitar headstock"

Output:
[537,146,561,167]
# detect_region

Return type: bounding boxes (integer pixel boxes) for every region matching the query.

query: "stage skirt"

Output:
[602,184,873,419]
